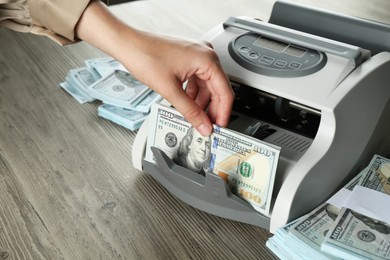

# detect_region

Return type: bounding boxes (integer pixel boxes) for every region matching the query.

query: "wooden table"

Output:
[0,0,389,259]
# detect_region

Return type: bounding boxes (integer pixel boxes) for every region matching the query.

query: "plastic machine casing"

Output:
[132,0,390,233]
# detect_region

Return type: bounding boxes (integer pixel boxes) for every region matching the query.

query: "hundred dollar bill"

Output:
[210,125,280,215]
[266,217,305,260]
[145,103,193,167]
[59,67,97,103]
[321,154,390,259]
[286,170,366,252]
[267,167,367,260]
[129,91,162,113]
[357,154,390,194]
[88,70,152,109]
[345,167,366,191]
[289,203,341,259]
[85,57,127,80]
[322,208,390,260]
[145,103,280,216]
[84,57,160,112]
[67,67,97,102]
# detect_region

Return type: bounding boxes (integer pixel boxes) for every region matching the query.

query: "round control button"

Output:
[248,52,260,59]
[239,46,250,52]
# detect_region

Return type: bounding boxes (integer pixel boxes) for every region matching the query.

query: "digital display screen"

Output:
[253,37,308,58]
[284,45,307,57]
[253,37,288,52]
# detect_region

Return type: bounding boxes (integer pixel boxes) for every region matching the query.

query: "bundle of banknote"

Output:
[267,154,390,260]
[59,57,162,131]
[60,67,97,104]
[98,104,148,131]
[87,69,152,110]
[145,103,281,216]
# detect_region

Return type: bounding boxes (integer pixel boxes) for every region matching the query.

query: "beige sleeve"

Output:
[0,0,109,45]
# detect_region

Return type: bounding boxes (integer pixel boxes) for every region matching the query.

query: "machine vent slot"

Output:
[273,133,311,153]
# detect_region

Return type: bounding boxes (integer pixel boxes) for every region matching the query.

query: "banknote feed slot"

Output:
[228,81,321,139]
[227,81,320,198]
[132,0,390,233]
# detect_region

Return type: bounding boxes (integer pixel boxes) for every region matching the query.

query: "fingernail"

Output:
[197,124,212,136]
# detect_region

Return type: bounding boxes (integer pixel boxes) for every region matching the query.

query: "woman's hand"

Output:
[76,0,234,136]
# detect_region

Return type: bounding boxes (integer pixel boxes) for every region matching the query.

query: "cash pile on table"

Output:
[60,57,162,131]
[145,103,281,216]
[267,154,390,260]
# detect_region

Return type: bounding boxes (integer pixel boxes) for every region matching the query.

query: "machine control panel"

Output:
[229,33,327,77]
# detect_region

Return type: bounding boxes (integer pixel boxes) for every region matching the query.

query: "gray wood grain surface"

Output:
[0,0,389,259]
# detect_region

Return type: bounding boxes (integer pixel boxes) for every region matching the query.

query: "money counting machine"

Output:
[132,0,390,233]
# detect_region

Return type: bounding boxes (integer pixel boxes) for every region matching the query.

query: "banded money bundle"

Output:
[267,154,390,260]
[145,103,280,216]
[60,57,162,131]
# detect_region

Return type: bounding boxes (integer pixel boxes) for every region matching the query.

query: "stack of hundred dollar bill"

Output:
[267,154,390,260]
[59,57,162,131]
[145,103,281,216]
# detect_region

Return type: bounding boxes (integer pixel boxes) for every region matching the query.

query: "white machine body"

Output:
[133,2,390,233]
